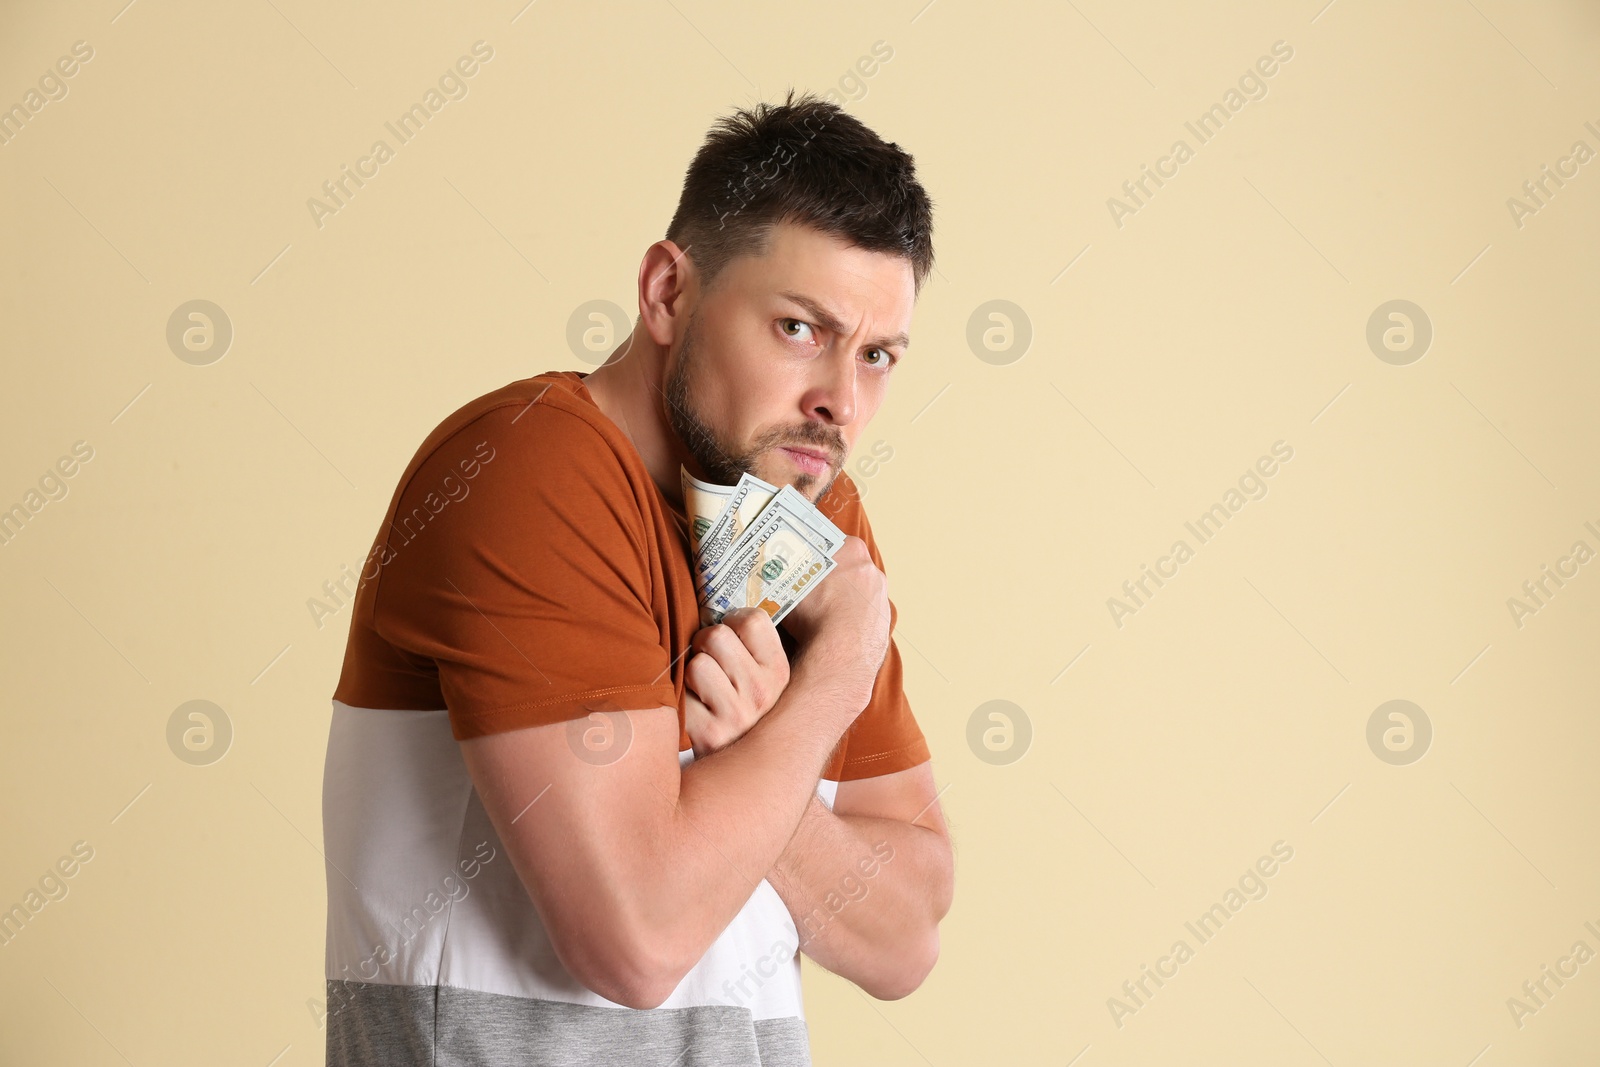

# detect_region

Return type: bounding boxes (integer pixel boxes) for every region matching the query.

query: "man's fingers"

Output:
[681,690,729,758]
[720,608,788,675]
[688,609,791,718]
[690,621,737,658]
[691,620,762,697]
[685,649,738,711]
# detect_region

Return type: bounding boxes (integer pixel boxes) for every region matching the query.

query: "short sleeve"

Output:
[817,476,932,781]
[367,402,678,740]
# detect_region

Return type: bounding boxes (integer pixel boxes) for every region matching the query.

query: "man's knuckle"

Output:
[732,610,768,637]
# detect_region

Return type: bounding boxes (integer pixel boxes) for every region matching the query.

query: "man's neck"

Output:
[583,331,691,508]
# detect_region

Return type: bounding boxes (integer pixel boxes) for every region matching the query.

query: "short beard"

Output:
[662,311,844,499]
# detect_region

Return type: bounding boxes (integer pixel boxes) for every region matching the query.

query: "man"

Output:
[322,90,953,1066]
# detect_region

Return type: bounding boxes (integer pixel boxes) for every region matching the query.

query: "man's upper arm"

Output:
[459,706,682,1007]
[832,760,947,840]
[367,399,686,1002]
[833,760,954,941]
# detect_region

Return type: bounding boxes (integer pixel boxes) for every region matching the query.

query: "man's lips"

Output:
[777,445,833,474]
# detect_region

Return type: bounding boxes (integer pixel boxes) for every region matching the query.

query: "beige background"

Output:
[2,0,1598,1063]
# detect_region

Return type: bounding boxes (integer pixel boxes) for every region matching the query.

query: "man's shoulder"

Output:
[431,370,605,442]
[371,370,650,547]
[405,371,629,477]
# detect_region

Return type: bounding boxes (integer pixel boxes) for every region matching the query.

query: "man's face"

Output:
[662,220,916,503]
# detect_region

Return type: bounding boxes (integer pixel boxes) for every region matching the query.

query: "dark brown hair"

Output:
[665,89,936,297]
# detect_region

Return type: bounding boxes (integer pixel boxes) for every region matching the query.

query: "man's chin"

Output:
[791,470,840,506]
[752,460,831,502]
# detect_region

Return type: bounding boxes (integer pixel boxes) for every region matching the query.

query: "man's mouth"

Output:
[777,445,832,476]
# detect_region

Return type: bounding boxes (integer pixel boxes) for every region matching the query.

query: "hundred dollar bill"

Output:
[782,483,846,549]
[680,466,777,557]
[701,504,840,624]
[708,483,845,583]
[680,465,845,552]
[686,470,779,576]
[757,556,837,623]
[680,464,850,623]
[681,467,728,555]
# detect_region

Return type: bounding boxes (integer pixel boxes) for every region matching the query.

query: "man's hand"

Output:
[777,535,890,694]
[683,607,791,758]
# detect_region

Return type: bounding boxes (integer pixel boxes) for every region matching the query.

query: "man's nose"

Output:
[803,345,858,426]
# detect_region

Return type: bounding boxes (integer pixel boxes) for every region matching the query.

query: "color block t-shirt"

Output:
[322,370,929,1066]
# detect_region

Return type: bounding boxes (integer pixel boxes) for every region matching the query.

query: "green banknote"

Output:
[681,465,846,625]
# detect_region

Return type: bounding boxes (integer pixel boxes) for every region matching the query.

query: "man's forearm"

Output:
[644,645,867,987]
[767,793,953,1000]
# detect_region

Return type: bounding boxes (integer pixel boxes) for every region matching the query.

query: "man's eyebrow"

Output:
[777,290,910,351]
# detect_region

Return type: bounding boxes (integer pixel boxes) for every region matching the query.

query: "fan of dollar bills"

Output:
[681,465,846,627]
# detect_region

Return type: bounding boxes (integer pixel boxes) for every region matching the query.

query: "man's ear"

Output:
[639,240,694,347]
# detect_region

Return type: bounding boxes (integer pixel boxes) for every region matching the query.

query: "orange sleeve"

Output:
[367,401,678,740]
[818,477,932,781]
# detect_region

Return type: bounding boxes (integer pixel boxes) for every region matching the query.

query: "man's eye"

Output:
[863,348,894,368]
[779,318,814,342]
